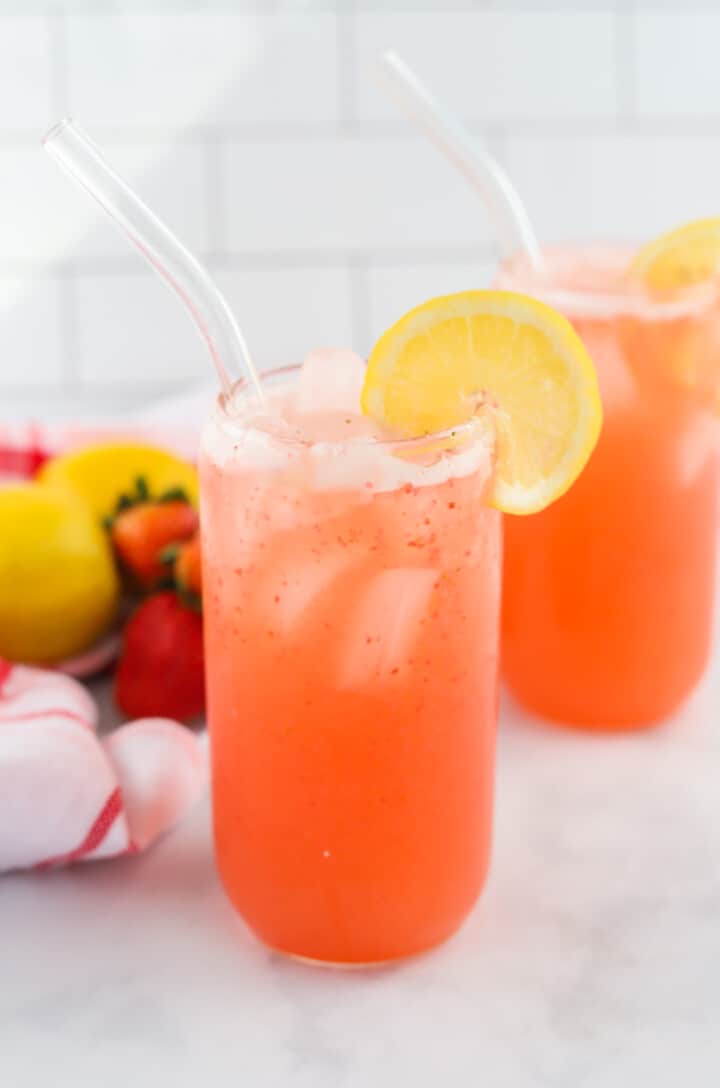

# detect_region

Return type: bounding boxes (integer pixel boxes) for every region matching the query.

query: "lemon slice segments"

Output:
[629,217,720,291]
[361,290,602,515]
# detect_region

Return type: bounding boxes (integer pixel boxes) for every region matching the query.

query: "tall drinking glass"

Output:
[498,244,720,728]
[199,367,501,965]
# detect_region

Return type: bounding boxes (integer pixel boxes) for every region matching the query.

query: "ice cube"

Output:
[338,568,439,689]
[676,411,719,488]
[296,348,366,416]
[263,555,356,635]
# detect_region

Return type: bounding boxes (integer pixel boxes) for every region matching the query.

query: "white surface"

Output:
[3,664,720,1086]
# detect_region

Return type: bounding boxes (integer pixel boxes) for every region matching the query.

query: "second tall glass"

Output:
[499,244,720,728]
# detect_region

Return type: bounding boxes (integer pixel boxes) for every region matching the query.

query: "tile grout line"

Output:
[0,2,705,12]
[0,379,198,397]
[205,139,225,255]
[47,3,69,117]
[5,116,720,148]
[0,246,499,278]
[615,0,636,124]
[346,256,372,354]
[47,5,75,393]
[57,272,80,391]
[484,123,506,169]
[336,0,357,133]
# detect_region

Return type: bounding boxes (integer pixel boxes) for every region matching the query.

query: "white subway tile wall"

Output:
[221,137,498,253]
[64,13,340,129]
[0,17,53,132]
[210,264,355,368]
[73,271,214,387]
[503,133,720,242]
[366,260,496,344]
[632,11,720,118]
[352,12,619,121]
[0,274,64,389]
[0,142,210,263]
[0,1,718,416]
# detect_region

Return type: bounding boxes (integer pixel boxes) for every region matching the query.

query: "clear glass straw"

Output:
[379,51,544,273]
[43,118,264,403]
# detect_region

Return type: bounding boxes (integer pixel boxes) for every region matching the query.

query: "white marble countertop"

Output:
[3,663,720,1087]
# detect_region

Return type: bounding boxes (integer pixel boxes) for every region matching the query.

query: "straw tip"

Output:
[42,117,75,148]
[378,48,404,74]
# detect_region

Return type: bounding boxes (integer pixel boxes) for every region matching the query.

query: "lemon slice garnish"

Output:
[361,290,602,515]
[630,217,720,291]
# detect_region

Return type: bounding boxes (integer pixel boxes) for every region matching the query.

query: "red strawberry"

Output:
[115,591,205,722]
[107,477,198,588]
[174,533,202,598]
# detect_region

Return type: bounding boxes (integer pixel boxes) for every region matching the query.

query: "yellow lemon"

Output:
[627,219,720,410]
[39,443,198,522]
[362,290,602,514]
[0,485,120,664]
[629,217,720,291]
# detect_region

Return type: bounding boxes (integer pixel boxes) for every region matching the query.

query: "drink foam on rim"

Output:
[202,377,494,495]
[498,244,718,321]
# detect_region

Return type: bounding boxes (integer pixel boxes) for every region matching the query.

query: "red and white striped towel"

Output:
[0,659,206,873]
[0,418,201,484]
[0,396,213,873]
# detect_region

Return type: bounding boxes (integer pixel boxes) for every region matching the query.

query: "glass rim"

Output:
[215,363,488,452]
[497,241,719,319]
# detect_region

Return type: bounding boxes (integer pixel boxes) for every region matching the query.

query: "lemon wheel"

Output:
[630,217,720,291]
[362,290,602,514]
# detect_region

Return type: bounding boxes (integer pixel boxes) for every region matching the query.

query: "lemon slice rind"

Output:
[630,217,720,291]
[362,290,602,516]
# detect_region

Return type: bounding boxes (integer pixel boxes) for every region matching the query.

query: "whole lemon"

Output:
[0,485,120,664]
[38,443,198,521]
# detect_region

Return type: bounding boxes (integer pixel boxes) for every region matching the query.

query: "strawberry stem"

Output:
[158,543,181,566]
[157,486,189,503]
[106,476,190,524]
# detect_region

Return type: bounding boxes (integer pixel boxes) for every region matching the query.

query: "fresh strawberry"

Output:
[114,591,205,722]
[174,534,202,599]
[108,477,198,588]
